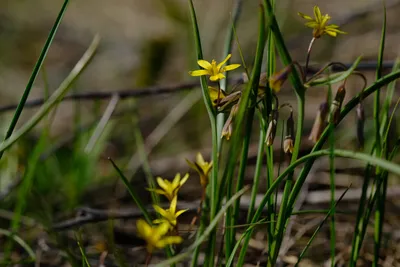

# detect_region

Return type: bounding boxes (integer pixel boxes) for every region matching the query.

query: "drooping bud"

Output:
[284,111,295,154]
[221,103,239,141]
[268,65,292,93]
[309,102,329,143]
[330,85,346,124]
[265,109,279,146]
[356,103,365,149]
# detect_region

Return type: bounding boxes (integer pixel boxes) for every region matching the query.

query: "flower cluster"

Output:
[136,173,189,253]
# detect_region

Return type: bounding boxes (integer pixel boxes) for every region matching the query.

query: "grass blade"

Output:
[295,186,350,266]
[0,35,100,154]
[1,0,70,160]
[108,158,152,224]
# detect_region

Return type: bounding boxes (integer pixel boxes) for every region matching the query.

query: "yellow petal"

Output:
[197,59,212,70]
[157,177,168,191]
[175,209,187,217]
[217,54,232,69]
[136,219,152,238]
[324,30,338,37]
[298,12,313,20]
[172,173,181,187]
[189,69,209,76]
[153,205,168,218]
[156,236,183,248]
[210,73,225,81]
[180,173,189,186]
[155,222,170,236]
[170,196,178,213]
[313,6,322,22]
[196,152,205,165]
[305,21,318,28]
[223,64,241,71]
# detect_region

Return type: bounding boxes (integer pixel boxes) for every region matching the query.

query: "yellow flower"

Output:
[148,173,189,201]
[189,54,241,81]
[153,196,187,228]
[298,6,346,38]
[136,219,183,253]
[186,153,213,187]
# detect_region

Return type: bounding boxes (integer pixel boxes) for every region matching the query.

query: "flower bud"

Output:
[265,109,279,146]
[268,65,292,93]
[356,103,365,149]
[330,85,346,124]
[309,102,329,143]
[284,111,295,154]
[221,103,239,140]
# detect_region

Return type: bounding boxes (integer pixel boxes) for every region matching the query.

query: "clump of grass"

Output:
[1,0,400,266]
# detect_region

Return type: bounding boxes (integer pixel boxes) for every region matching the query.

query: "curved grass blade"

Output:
[108,158,152,224]
[0,35,100,154]
[0,228,36,261]
[295,186,350,267]
[1,0,71,160]
[154,186,249,267]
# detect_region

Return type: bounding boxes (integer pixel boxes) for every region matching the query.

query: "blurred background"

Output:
[0,0,400,265]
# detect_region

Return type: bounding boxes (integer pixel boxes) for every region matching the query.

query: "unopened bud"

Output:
[221,104,239,141]
[265,109,279,146]
[284,111,295,154]
[309,102,329,143]
[269,65,292,93]
[330,85,346,124]
[356,103,365,149]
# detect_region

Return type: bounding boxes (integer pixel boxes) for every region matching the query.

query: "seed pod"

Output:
[284,111,295,154]
[356,103,365,149]
[265,109,279,146]
[309,102,329,143]
[330,85,346,124]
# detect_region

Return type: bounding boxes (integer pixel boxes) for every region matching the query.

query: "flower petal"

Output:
[186,158,200,172]
[197,59,212,70]
[155,222,170,236]
[175,209,187,217]
[156,177,168,191]
[170,196,178,213]
[196,152,205,165]
[180,173,189,186]
[217,54,232,69]
[153,205,168,218]
[210,73,225,81]
[223,64,241,71]
[298,12,313,20]
[136,219,151,238]
[313,6,322,22]
[189,69,210,77]
[156,236,183,248]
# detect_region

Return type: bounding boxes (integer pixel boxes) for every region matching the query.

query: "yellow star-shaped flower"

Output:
[148,173,189,201]
[298,6,346,38]
[153,196,187,228]
[136,219,183,253]
[189,54,241,81]
[186,153,213,187]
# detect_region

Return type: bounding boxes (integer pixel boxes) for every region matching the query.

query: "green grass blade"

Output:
[1,0,70,160]
[154,186,249,267]
[373,3,386,265]
[0,36,100,154]
[295,187,350,266]
[0,228,36,262]
[108,158,152,224]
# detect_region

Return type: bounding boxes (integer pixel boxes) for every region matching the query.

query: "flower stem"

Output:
[304,37,316,81]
